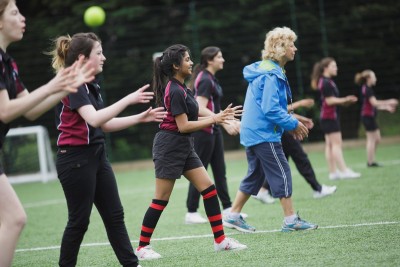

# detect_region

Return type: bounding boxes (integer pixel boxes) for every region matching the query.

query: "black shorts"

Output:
[320,119,341,134]
[153,130,203,179]
[362,116,379,131]
[0,150,4,175]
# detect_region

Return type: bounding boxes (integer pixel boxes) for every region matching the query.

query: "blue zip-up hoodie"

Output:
[240,60,298,147]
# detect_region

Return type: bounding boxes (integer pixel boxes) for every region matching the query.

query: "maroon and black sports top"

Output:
[0,49,26,149]
[159,78,198,133]
[55,80,105,146]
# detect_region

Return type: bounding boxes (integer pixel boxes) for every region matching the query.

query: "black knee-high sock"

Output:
[138,199,168,248]
[201,185,225,244]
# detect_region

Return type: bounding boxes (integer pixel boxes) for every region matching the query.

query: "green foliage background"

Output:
[8,0,400,162]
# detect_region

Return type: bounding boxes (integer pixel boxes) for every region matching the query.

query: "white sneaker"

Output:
[338,169,361,179]
[253,190,275,204]
[185,212,208,224]
[222,208,248,219]
[214,237,247,251]
[134,245,161,260]
[313,185,337,199]
[329,171,341,180]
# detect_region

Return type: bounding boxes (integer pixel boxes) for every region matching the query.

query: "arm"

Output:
[0,57,94,123]
[197,96,240,135]
[101,107,167,132]
[293,113,314,129]
[325,95,358,106]
[368,96,398,113]
[76,84,153,128]
[261,75,298,131]
[291,98,314,110]
[176,104,239,133]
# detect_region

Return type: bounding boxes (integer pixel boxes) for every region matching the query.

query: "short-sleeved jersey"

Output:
[0,49,26,149]
[55,80,105,146]
[159,78,198,132]
[318,77,339,120]
[194,70,223,134]
[360,85,376,117]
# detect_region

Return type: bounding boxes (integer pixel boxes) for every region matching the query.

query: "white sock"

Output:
[284,214,297,224]
[229,212,240,220]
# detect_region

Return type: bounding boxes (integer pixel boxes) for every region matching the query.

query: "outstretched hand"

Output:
[139,107,167,123]
[50,56,95,94]
[128,84,154,104]
[213,104,243,124]
[289,121,309,140]
[343,95,358,106]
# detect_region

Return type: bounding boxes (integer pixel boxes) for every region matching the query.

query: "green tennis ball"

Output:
[84,6,106,27]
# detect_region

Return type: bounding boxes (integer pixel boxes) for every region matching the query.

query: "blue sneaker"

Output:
[223,215,256,233]
[281,214,318,232]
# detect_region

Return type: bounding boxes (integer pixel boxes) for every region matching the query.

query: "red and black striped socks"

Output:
[138,199,168,248]
[201,185,225,244]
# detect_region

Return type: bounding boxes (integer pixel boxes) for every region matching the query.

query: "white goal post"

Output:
[2,126,57,184]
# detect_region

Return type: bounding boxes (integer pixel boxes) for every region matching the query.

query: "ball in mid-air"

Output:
[84,6,106,27]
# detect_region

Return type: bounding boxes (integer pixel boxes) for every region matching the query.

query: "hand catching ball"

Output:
[84,6,106,27]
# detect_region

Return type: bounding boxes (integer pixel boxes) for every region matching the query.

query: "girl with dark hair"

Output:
[0,1,94,266]
[310,57,361,180]
[135,44,246,261]
[354,69,398,167]
[184,46,243,224]
[49,32,165,267]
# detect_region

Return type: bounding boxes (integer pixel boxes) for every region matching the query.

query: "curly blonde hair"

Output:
[261,26,297,61]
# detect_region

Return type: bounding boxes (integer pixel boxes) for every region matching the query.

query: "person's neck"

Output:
[206,66,216,75]
[0,39,9,52]
[173,74,185,84]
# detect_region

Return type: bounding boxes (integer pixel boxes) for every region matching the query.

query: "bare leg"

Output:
[230,190,251,214]
[280,197,294,217]
[154,178,175,201]
[324,134,337,173]
[366,130,381,164]
[184,167,213,192]
[0,174,27,267]
[327,132,348,172]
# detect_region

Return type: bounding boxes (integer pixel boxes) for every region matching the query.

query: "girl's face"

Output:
[0,1,25,46]
[208,51,224,72]
[325,61,338,77]
[178,51,193,78]
[86,41,106,75]
[368,72,377,86]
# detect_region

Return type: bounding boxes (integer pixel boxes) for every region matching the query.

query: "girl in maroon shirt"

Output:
[311,57,360,180]
[354,69,398,167]
[0,1,94,266]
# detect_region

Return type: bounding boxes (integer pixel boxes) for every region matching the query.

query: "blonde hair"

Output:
[46,32,101,72]
[354,69,373,86]
[261,26,297,61]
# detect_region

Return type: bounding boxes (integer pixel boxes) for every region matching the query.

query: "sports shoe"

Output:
[214,237,247,251]
[223,215,255,233]
[253,190,275,204]
[338,168,361,179]
[222,208,248,219]
[134,245,161,260]
[367,162,382,167]
[281,214,318,232]
[185,212,208,224]
[328,171,341,180]
[313,184,337,199]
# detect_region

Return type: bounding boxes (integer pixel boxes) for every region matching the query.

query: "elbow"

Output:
[0,110,13,124]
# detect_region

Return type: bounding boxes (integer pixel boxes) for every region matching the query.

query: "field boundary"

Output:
[111,135,400,172]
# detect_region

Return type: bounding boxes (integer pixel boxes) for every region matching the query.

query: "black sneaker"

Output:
[367,162,381,167]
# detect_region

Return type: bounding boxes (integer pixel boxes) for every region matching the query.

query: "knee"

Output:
[6,210,27,232]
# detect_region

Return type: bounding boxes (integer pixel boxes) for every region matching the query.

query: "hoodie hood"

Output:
[243,60,285,83]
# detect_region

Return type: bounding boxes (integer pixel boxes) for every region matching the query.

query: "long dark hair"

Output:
[188,46,221,89]
[153,44,190,107]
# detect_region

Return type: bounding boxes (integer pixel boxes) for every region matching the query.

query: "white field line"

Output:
[15,221,399,253]
[22,159,400,209]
